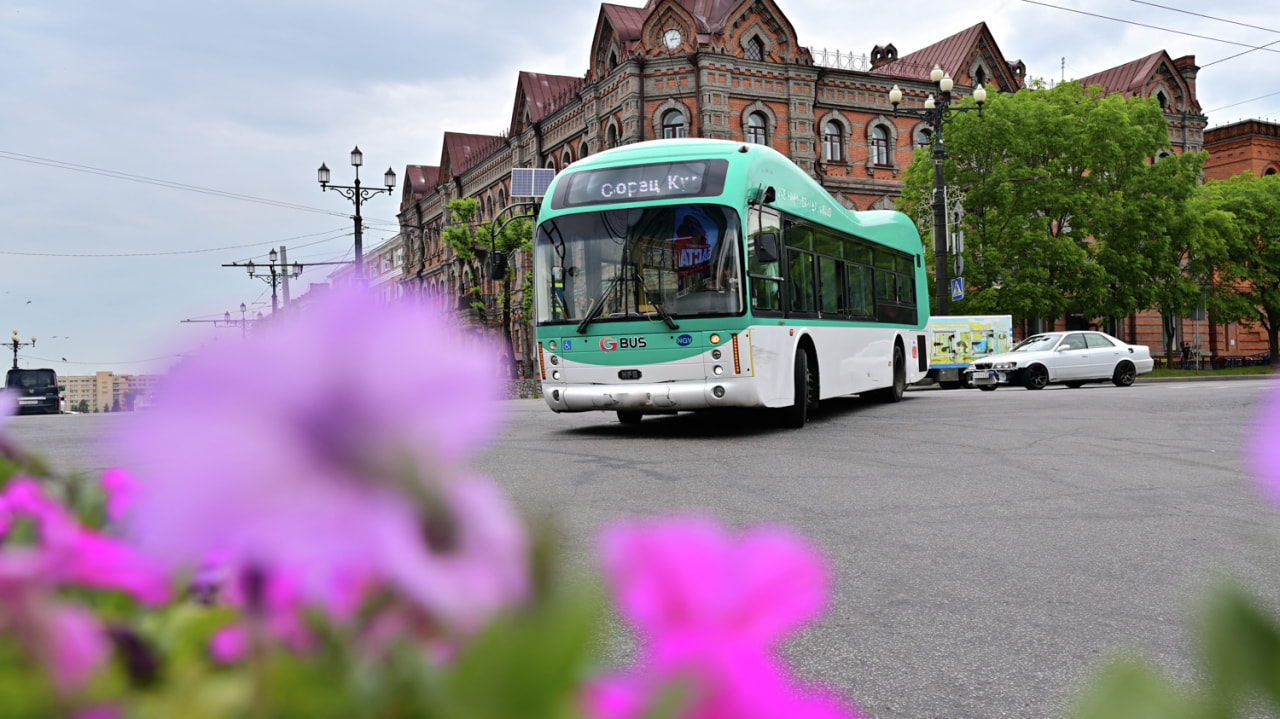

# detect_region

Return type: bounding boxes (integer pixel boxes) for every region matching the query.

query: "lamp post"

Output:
[9,330,36,370]
[226,248,303,318]
[889,66,986,315]
[318,146,397,283]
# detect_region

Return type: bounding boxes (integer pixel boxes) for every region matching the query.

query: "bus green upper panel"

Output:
[537,139,923,257]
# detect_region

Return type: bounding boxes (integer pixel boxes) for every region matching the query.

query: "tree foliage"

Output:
[898,81,1205,342]
[1195,173,1280,362]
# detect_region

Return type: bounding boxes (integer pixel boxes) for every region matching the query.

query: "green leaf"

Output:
[1068,656,1196,719]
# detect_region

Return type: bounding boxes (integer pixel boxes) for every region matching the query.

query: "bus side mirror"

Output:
[755,233,779,264]
[490,251,507,281]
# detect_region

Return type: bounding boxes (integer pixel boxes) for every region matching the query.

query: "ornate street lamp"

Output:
[889,66,986,315]
[9,330,36,370]
[317,146,397,283]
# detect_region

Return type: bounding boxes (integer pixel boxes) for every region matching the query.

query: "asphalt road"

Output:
[7,379,1280,719]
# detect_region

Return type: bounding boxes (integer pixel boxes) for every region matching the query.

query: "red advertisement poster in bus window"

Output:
[673,206,719,294]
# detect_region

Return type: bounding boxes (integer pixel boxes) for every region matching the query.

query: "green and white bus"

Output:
[532,139,930,427]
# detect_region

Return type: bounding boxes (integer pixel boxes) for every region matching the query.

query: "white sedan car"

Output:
[964,331,1154,391]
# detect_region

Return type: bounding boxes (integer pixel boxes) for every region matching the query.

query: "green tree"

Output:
[1196,173,1280,365]
[899,81,1192,333]
[74,399,89,413]
[492,214,535,378]
[442,198,494,326]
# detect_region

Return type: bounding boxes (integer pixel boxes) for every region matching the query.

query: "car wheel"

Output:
[1023,364,1050,390]
[1065,381,1084,389]
[977,385,998,392]
[616,410,643,425]
[1112,361,1136,387]
[961,373,975,389]
[780,347,812,428]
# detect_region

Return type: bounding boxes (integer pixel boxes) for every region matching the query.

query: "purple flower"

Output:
[587,515,861,719]
[1249,381,1280,508]
[100,468,139,524]
[116,289,527,628]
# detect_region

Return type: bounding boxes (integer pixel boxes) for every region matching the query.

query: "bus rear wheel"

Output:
[871,345,906,403]
[780,347,812,429]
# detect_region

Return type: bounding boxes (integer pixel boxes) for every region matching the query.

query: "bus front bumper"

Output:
[542,378,760,413]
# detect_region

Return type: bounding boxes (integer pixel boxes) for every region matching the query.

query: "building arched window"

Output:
[544,158,557,170]
[561,148,573,168]
[973,67,987,87]
[1266,167,1278,176]
[870,125,891,166]
[914,126,932,149]
[662,109,687,138]
[608,51,618,71]
[579,140,590,159]
[606,123,618,149]
[746,112,768,145]
[1155,91,1168,110]
[498,187,506,210]
[745,36,765,61]
[822,121,843,162]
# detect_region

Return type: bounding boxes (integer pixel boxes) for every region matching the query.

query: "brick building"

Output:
[1190,118,1280,362]
[394,0,1242,373]
[397,0,1023,377]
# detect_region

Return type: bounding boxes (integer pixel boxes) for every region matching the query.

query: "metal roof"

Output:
[442,132,506,178]
[869,22,987,82]
[518,72,585,125]
[1076,51,1165,98]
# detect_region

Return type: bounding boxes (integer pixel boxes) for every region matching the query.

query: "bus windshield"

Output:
[535,203,742,326]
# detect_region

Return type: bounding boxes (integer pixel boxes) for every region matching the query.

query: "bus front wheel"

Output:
[617,410,643,425]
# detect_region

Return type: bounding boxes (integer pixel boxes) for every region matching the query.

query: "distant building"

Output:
[62,371,161,412]
[1204,119,1280,181]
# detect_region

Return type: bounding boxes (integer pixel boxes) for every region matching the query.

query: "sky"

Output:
[2,0,1277,378]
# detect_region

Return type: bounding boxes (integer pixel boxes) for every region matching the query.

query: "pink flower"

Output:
[0,536,111,695]
[115,289,527,629]
[100,468,139,524]
[588,516,860,719]
[1248,380,1280,508]
[601,516,828,650]
[0,479,169,605]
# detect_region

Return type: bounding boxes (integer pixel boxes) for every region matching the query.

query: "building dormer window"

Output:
[973,67,986,87]
[745,36,764,61]
[1156,91,1168,111]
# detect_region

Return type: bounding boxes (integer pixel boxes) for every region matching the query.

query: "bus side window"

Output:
[748,207,782,313]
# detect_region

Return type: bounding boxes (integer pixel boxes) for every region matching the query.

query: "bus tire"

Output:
[871,345,907,403]
[616,410,643,425]
[780,347,811,429]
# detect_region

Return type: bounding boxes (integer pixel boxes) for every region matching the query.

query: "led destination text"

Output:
[554,159,728,209]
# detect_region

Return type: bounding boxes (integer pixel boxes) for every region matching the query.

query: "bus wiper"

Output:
[631,271,678,330]
[576,272,623,334]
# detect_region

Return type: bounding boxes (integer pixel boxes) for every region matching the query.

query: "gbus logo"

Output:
[600,336,647,351]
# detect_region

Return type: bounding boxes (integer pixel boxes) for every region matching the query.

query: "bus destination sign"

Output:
[553,160,728,209]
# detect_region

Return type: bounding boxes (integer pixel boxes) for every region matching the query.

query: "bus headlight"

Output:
[712,365,723,375]
[549,355,559,365]
[552,389,561,402]
[712,385,725,398]
[709,333,722,345]
[711,349,722,360]
[552,370,561,381]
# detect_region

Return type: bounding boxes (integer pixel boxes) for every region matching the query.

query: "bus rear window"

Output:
[551,160,728,209]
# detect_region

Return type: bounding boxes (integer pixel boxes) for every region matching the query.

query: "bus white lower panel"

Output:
[544,378,761,413]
